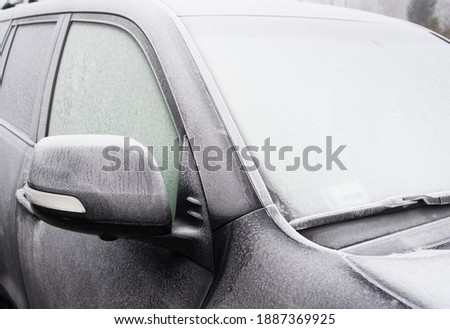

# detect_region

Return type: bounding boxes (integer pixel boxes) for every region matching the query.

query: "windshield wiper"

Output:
[290,191,450,231]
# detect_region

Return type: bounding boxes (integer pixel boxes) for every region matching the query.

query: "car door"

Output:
[15,14,213,308]
[0,15,61,308]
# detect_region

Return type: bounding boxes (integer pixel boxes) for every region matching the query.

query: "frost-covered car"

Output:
[1,0,450,308]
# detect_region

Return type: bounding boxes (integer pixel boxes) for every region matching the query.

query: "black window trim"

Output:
[0,19,12,53]
[0,24,16,83]
[0,118,34,146]
[36,13,71,142]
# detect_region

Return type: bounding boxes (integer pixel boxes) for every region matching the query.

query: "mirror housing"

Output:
[25,135,172,239]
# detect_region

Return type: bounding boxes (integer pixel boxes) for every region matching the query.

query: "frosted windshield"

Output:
[184,16,450,221]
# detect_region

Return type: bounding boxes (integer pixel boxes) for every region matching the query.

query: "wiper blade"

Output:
[290,191,450,230]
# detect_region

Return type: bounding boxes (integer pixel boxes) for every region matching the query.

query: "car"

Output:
[1,0,450,309]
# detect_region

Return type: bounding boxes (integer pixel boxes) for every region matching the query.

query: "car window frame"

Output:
[0,20,14,82]
[0,20,12,50]
[0,14,61,143]
[38,13,185,141]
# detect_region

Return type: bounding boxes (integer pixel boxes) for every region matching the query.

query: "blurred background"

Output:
[301,0,450,38]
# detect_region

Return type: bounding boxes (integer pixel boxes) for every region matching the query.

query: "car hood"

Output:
[344,250,450,308]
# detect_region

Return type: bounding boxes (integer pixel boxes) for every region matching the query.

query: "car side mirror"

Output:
[24,135,172,240]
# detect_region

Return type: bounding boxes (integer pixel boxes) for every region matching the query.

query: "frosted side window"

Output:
[0,23,55,135]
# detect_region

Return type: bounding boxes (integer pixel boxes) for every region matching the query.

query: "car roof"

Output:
[160,0,413,26]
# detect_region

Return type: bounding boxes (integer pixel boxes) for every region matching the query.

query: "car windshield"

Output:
[183,16,450,222]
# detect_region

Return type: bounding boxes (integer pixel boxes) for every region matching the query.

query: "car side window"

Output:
[48,22,179,215]
[0,23,56,136]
